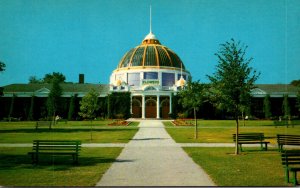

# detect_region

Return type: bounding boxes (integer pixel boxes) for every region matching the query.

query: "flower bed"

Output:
[172,119,194,126]
[108,120,131,126]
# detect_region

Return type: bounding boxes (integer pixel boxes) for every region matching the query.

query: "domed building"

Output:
[110,31,190,119]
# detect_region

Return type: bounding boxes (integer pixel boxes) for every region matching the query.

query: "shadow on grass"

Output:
[0,153,130,171]
[131,138,168,141]
[233,148,280,154]
[0,128,137,134]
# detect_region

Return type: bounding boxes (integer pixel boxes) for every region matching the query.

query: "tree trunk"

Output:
[8,94,15,122]
[242,110,245,127]
[50,111,55,130]
[235,112,239,155]
[194,107,198,139]
[90,119,93,141]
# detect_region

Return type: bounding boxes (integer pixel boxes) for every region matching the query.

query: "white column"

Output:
[142,95,145,119]
[130,95,133,114]
[169,94,172,114]
[156,95,160,119]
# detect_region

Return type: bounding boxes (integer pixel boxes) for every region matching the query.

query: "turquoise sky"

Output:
[0,0,299,86]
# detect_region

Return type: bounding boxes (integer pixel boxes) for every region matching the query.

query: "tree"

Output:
[207,39,260,155]
[28,72,66,84]
[263,94,272,119]
[291,79,300,87]
[29,76,43,84]
[0,61,6,72]
[46,78,63,128]
[296,92,300,117]
[27,95,35,120]
[78,89,99,119]
[68,94,77,120]
[107,92,131,119]
[8,94,16,122]
[78,89,99,140]
[178,80,206,139]
[282,94,290,121]
[43,72,66,83]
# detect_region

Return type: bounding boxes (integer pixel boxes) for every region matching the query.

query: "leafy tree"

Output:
[207,39,260,155]
[107,92,131,119]
[263,94,272,119]
[291,79,300,87]
[282,94,290,120]
[46,78,63,128]
[8,94,16,122]
[29,76,43,84]
[43,72,66,83]
[78,89,99,120]
[0,61,6,72]
[178,80,206,139]
[68,94,77,120]
[79,89,99,140]
[29,72,66,84]
[27,95,35,120]
[296,91,300,116]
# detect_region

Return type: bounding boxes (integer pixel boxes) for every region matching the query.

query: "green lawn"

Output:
[164,120,300,144]
[184,147,291,186]
[0,147,122,186]
[0,121,139,143]
[0,120,139,186]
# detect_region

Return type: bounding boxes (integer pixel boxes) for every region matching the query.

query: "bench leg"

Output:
[264,143,268,151]
[30,153,36,164]
[239,144,243,152]
[286,168,290,183]
[72,154,79,165]
[292,171,298,186]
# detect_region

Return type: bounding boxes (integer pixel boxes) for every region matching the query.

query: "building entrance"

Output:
[132,98,142,118]
[145,99,156,118]
[161,99,170,119]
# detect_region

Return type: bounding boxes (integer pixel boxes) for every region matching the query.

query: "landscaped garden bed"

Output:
[172,119,194,126]
[108,120,131,126]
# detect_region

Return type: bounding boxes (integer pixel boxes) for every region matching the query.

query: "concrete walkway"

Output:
[96,120,215,186]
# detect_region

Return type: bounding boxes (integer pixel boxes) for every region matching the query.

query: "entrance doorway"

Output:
[132,98,142,118]
[161,99,170,119]
[145,99,156,118]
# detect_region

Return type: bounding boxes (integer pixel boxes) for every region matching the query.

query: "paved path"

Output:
[96,120,215,186]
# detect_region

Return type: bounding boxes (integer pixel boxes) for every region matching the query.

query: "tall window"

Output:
[162,73,175,86]
[144,72,158,79]
[128,73,140,86]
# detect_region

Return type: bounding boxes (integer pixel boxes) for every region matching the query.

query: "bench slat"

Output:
[28,140,81,165]
[232,133,269,152]
[277,134,300,152]
[281,150,300,185]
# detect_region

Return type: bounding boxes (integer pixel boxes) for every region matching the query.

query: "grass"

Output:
[0,121,139,143]
[0,120,139,186]
[0,147,123,186]
[184,147,291,186]
[164,120,300,144]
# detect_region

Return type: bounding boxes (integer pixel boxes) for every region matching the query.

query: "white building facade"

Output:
[110,31,190,119]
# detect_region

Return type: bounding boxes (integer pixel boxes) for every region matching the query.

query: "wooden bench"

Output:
[277,134,300,152]
[35,121,52,130]
[28,140,81,164]
[281,150,300,186]
[233,133,270,152]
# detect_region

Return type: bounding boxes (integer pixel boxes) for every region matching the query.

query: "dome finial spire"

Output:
[150,5,152,33]
[142,4,160,44]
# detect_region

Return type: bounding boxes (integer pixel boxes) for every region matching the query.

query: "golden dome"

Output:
[117,32,186,70]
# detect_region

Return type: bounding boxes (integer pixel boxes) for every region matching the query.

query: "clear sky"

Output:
[0,0,299,86]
